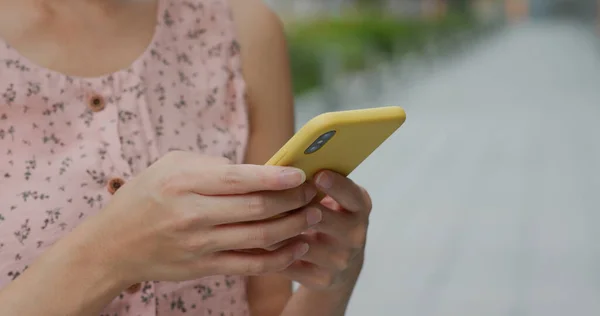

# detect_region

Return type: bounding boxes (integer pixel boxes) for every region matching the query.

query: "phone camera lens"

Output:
[305,145,320,154]
[304,130,336,155]
[321,130,336,140]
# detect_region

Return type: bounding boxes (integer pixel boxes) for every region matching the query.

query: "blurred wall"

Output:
[471,0,505,23]
[264,0,599,22]
[503,0,599,20]
[263,0,457,18]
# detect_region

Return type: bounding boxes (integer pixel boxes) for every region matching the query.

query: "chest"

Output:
[0,0,248,287]
[0,0,159,78]
[0,1,250,314]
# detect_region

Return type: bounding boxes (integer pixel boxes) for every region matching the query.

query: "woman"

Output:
[0,0,372,315]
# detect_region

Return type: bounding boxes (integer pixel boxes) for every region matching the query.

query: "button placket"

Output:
[87,87,143,297]
[89,88,133,179]
[107,178,143,294]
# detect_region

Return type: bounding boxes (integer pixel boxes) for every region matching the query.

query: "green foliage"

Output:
[286,13,475,95]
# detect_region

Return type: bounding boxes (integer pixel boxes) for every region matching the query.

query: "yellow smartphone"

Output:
[267,105,406,184]
[236,106,407,253]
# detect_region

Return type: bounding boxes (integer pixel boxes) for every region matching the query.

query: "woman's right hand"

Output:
[66,151,320,286]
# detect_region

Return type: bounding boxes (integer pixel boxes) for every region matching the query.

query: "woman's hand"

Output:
[67,151,319,287]
[278,170,373,290]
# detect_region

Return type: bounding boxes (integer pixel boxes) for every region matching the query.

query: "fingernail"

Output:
[279,168,306,187]
[305,185,317,201]
[294,243,310,259]
[316,172,333,189]
[306,208,322,226]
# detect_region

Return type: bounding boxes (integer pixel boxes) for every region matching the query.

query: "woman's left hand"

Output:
[278,170,372,290]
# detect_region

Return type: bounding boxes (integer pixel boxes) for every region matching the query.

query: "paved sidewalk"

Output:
[296,21,600,316]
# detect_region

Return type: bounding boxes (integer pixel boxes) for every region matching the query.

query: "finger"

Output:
[202,164,308,194]
[262,232,315,252]
[161,153,307,195]
[268,232,358,267]
[310,206,367,249]
[172,183,316,227]
[360,186,373,215]
[320,195,343,211]
[193,154,233,165]
[210,207,323,251]
[206,241,310,276]
[297,236,354,271]
[168,151,234,165]
[264,204,363,251]
[314,171,370,213]
[213,183,317,225]
[250,203,366,252]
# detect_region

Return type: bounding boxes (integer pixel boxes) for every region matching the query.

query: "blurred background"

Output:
[264,0,600,315]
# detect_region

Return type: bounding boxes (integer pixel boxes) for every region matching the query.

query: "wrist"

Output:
[56,219,132,292]
[331,251,364,291]
[285,279,357,316]
[52,232,129,291]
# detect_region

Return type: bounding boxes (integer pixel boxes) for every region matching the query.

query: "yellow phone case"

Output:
[266,106,406,180]
[239,106,406,253]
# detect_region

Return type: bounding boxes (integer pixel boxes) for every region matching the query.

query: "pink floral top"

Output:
[0,0,251,315]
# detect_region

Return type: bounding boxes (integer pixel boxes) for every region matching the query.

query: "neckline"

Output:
[0,0,164,85]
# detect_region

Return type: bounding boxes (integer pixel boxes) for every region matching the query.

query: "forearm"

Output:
[0,228,125,315]
[280,282,357,316]
[280,260,362,316]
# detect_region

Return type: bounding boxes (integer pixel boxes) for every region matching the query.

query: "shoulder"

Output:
[228,0,288,77]
[226,0,293,118]
[228,0,285,49]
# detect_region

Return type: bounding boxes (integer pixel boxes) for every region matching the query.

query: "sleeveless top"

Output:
[0,0,250,315]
